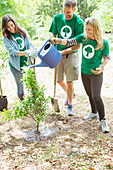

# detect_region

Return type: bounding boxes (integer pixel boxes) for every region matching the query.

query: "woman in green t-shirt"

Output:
[50,17,110,133]
[2,14,37,101]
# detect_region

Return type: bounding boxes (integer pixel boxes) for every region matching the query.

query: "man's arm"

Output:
[51,35,81,55]
[60,43,81,55]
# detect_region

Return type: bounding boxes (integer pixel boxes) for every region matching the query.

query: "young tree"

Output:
[1,69,49,132]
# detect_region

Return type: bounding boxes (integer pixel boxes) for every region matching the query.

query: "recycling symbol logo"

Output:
[61,25,72,38]
[15,37,24,50]
[83,45,94,59]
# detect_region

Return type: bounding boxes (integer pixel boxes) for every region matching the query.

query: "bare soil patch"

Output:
[0,52,113,169]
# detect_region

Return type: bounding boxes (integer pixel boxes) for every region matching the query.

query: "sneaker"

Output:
[64,93,76,105]
[67,105,74,116]
[83,112,99,120]
[100,119,110,133]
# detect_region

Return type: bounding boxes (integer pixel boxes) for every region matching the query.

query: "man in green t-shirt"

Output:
[49,0,84,116]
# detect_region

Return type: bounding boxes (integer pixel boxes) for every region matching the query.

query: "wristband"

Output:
[66,38,77,46]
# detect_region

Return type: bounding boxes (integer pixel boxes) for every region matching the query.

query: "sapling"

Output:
[1,68,49,132]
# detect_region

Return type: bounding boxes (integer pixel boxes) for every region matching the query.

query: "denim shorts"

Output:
[56,52,79,81]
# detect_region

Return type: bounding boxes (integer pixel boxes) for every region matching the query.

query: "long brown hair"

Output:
[2,14,27,40]
[85,17,103,50]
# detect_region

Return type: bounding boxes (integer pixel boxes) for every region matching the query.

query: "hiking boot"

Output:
[64,93,75,105]
[83,112,99,120]
[100,119,110,133]
[67,105,74,116]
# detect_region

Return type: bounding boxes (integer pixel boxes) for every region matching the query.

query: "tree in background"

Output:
[36,0,63,27]
[0,0,17,18]
[0,0,38,38]
[92,0,113,33]
[1,0,112,38]
[14,0,39,38]
[35,0,98,24]
[77,0,99,21]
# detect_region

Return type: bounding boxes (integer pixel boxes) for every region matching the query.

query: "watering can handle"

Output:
[46,38,57,47]
[38,38,57,58]
[48,38,57,47]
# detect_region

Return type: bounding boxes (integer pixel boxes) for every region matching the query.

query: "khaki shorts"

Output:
[56,52,79,81]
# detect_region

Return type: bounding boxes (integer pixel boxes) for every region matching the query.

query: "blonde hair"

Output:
[85,17,103,50]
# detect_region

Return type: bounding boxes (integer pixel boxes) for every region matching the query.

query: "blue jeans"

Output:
[10,67,24,95]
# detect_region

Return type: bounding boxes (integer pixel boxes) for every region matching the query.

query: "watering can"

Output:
[30,39,62,69]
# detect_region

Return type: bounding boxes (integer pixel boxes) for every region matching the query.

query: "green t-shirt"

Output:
[9,33,27,68]
[49,13,84,52]
[75,34,109,75]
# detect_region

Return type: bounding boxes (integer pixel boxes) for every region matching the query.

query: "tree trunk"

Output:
[36,123,40,133]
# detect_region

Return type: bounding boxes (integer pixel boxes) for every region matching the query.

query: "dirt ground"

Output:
[0,51,113,169]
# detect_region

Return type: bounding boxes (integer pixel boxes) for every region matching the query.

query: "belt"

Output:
[66,54,68,59]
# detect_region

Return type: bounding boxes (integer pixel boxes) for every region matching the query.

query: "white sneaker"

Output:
[83,112,99,120]
[100,119,110,133]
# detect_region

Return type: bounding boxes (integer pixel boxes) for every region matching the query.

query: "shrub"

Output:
[1,68,49,132]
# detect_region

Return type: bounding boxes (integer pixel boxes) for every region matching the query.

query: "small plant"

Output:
[1,68,49,132]
[7,149,10,158]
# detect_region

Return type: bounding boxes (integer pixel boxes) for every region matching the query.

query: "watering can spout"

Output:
[30,60,49,68]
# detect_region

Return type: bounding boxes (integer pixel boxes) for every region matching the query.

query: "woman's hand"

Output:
[25,48,38,58]
[30,48,38,58]
[91,65,104,75]
[25,49,31,57]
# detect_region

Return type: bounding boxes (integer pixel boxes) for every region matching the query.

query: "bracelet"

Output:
[66,38,77,47]
[100,65,104,71]
[103,55,111,60]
